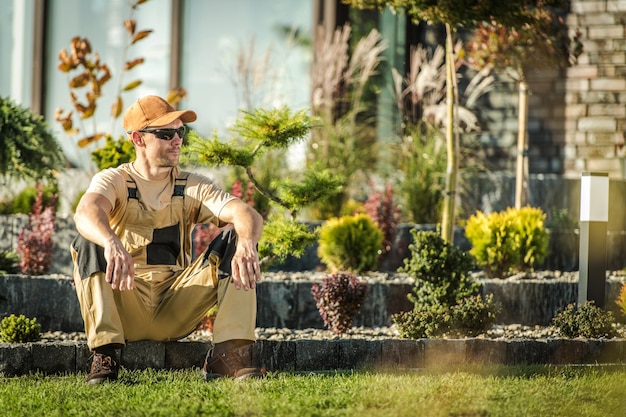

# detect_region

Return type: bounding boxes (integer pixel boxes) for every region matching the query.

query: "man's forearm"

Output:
[221,199,263,242]
[232,204,263,242]
[74,202,119,248]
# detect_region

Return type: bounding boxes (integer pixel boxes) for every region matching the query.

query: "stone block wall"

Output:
[469,0,626,179]
[564,0,626,177]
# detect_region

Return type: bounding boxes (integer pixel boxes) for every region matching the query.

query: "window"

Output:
[0,0,36,108]
[45,0,171,168]
[180,0,312,136]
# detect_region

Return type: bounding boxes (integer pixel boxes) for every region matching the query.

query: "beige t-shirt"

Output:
[86,163,236,230]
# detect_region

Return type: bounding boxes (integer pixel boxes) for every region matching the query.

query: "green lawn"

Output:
[1,366,625,416]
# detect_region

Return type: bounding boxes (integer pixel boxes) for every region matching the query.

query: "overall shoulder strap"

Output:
[173,172,189,198]
[119,169,139,200]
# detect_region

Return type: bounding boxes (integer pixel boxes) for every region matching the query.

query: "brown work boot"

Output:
[86,349,119,385]
[202,339,264,380]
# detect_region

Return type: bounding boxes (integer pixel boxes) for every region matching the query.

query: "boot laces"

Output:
[91,352,117,373]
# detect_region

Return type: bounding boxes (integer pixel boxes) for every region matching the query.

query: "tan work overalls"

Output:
[71,172,256,350]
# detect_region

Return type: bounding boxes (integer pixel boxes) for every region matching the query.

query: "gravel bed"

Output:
[40,323,626,344]
[261,270,605,283]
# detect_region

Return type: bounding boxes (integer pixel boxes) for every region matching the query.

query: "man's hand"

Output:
[231,238,261,290]
[103,237,135,291]
[218,199,264,291]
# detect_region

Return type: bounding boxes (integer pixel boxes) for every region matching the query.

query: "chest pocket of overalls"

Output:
[123,177,185,265]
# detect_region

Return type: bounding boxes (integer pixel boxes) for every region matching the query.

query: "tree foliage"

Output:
[0,96,65,183]
[343,0,569,29]
[468,5,580,82]
[185,106,342,218]
[184,106,344,267]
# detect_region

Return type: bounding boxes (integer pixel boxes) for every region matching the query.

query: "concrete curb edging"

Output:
[2,338,625,377]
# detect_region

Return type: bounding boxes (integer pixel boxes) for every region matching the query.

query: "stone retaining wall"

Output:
[1,274,624,332]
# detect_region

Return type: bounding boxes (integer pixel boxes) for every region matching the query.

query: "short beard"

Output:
[156,152,179,167]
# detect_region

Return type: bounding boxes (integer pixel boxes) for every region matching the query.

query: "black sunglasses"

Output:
[134,126,186,141]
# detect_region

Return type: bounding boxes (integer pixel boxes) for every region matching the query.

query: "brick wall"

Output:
[469,0,626,179]
[562,0,626,177]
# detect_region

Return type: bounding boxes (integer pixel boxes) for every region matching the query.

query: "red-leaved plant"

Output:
[192,223,222,260]
[311,272,368,334]
[17,183,57,275]
[230,179,256,208]
[363,180,400,258]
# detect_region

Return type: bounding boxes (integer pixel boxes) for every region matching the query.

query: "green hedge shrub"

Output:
[393,294,500,339]
[0,95,65,182]
[317,214,383,273]
[551,301,617,339]
[91,135,136,170]
[11,183,59,214]
[465,206,549,278]
[0,314,41,343]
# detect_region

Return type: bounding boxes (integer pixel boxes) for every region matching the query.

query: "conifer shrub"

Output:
[393,295,499,339]
[400,229,478,308]
[551,301,617,339]
[0,96,65,183]
[448,294,500,337]
[259,215,317,266]
[393,229,499,338]
[465,206,549,278]
[317,214,383,273]
[185,106,343,268]
[393,305,448,339]
[0,314,41,343]
[311,272,368,334]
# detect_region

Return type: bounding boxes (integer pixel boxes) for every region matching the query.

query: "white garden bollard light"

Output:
[578,172,609,308]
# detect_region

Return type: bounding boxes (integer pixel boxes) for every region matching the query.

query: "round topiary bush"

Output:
[317,214,383,273]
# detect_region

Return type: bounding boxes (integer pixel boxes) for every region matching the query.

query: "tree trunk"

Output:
[441,23,458,243]
[515,80,529,209]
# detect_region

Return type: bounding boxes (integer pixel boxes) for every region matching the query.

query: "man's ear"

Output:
[129,131,145,147]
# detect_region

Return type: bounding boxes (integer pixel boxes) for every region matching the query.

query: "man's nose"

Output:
[172,133,183,145]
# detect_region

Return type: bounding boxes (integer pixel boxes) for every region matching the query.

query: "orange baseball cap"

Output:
[123,95,197,132]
